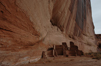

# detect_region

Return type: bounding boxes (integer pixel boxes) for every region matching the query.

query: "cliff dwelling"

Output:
[69,42,78,56]
[42,42,84,58]
[68,42,83,56]
[0,0,97,66]
[42,42,68,58]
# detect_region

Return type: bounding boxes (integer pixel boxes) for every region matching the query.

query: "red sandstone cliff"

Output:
[0,0,97,65]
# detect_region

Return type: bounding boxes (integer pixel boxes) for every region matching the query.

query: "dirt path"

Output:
[21,56,101,66]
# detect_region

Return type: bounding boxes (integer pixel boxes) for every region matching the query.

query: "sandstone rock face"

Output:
[95,34,101,51]
[0,0,97,65]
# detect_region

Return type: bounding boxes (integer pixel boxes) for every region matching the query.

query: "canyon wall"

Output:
[95,34,101,51]
[0,0,97,65]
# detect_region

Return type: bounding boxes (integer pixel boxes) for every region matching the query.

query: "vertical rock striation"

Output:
[0,0,97,65]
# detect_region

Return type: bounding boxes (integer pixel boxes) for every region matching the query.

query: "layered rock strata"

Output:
[0,0,97,65]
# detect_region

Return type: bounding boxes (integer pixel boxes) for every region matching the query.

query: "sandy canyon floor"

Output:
[20,56,101,66]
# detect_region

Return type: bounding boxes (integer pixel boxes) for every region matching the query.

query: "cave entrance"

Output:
[70,42,78,56]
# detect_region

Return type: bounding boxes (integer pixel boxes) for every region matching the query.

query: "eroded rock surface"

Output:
[0,0,97,65]
[95,34,101,51]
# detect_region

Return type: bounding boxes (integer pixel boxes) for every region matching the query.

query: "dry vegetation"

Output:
[85,52,101,60]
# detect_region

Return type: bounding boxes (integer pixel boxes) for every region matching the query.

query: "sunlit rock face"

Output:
[0,0,97,65]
